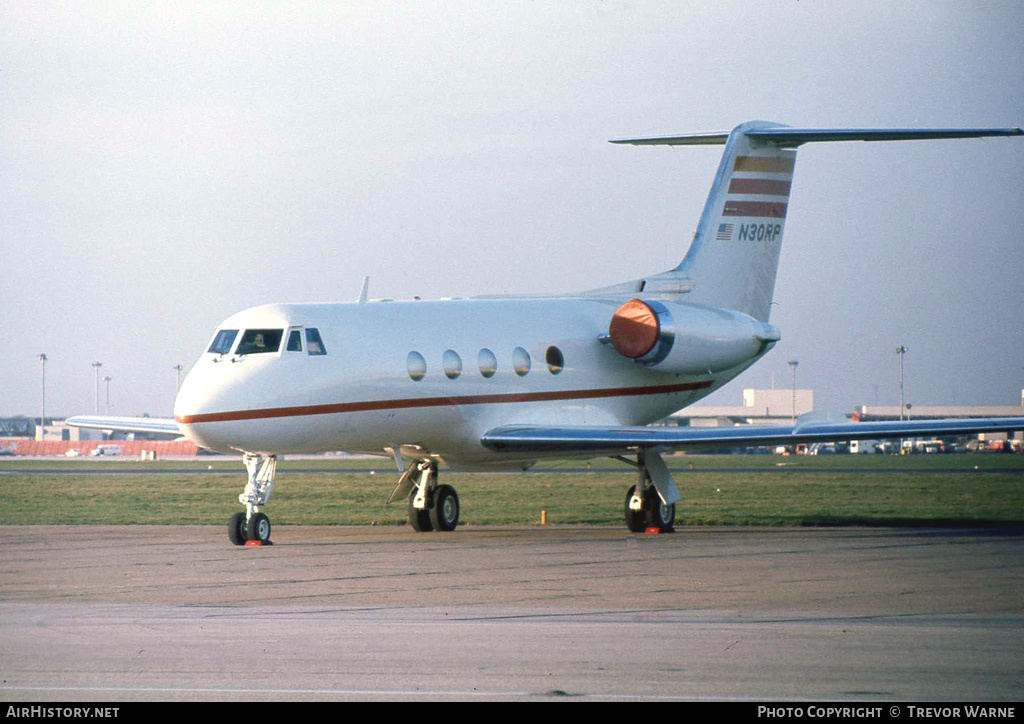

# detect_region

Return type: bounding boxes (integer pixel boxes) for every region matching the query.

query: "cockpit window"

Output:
[286,330,303,352]
[208,329,238,355]
[236,329,284,355]
[306,328,327,355]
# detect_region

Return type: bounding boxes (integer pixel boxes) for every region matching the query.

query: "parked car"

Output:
[89,444,121,456]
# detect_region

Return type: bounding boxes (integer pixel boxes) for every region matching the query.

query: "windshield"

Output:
[208,329,238,355]
[236,329,284,355]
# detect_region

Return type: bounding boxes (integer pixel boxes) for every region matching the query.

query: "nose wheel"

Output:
[228,511,273,545]
[229,455,277,545]
[229,512,246,545]
[247,512,272,543]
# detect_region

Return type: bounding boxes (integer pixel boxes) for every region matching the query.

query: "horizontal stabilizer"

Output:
[610,131,730,146]
[745,127,1024,147]
[611,126,1022,147]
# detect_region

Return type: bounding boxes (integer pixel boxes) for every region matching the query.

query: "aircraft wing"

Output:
[65,416,183,436]
[481,417,1024,456]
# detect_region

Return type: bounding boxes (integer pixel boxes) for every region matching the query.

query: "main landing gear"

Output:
[388,459,460,532]
[228,454,277,545]
[621,449,677,533]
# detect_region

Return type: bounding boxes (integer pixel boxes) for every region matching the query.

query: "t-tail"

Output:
[603,121,1022,322]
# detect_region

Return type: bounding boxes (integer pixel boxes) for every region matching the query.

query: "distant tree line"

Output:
[0,417,44,436]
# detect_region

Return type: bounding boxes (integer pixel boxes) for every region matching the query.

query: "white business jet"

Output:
[69,121,1024,545]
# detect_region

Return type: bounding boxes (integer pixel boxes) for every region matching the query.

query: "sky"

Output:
[2,1,1022,419]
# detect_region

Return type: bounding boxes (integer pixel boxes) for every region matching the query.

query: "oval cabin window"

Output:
[545,346,564,375]
[478,348,497,378]
[407,351,426,381]
[513,347,531,376]
[443,349,463,379]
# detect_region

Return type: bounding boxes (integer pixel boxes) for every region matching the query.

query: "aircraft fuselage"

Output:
[174,297,767,467]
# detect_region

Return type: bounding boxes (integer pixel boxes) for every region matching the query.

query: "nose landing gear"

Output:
[228,454,277,545]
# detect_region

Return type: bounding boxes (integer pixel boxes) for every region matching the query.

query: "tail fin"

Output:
[677,120,796,322]
[609,121,1022,322]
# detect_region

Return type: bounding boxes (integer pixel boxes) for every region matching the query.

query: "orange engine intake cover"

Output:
[608,298,660,359]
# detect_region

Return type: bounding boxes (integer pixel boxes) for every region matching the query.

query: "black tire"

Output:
[246,512,272,543]
[429,484,460,532]
[645,491,676,533]
[624,485,646,533]
[228,512,247,546]
[408,492,433,532]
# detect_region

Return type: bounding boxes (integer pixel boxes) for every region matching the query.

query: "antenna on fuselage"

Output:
[357,276,370,304]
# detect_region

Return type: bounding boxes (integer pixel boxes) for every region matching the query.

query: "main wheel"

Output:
[429,484,460,532]
[408,491,433,532]
[246,512,272,543]
[645,491,676,533]
[624,485,646,533]
[228,512,247,545]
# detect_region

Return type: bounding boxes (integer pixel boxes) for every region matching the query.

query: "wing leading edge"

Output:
[481,417,1024,456]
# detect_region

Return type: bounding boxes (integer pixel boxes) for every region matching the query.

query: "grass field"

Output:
[1,454,1022,527]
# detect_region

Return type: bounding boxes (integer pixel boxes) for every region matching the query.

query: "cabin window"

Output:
[478,349,497,378]
[306,328,327,355]
[443,349,463,379]
[208,329,238,355]
[546,345,564,374]
[407,351,426,381]
[236,329,284,355]
[513,347,531,377]
[286,330,303,352]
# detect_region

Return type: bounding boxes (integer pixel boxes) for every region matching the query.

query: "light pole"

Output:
[895,346,907,420]
[103,376,112,415]
[788,359,799,422]
[173,365,183,393]
[92,362,103,415]
[37,354,47,436]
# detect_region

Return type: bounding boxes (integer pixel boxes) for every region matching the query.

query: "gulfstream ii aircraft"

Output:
[69,121,1024,545]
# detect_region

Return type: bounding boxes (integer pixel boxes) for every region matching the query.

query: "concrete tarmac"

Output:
[1,525,1021,701]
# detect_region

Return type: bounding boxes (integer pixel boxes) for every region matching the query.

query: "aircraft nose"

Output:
[172,366,207,423]
[173,362,245,452]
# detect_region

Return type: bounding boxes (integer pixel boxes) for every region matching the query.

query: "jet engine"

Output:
[604,298,780,375]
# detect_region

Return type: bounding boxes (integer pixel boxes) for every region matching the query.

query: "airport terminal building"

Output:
[660,388,815,428]
[661,389,1023,446]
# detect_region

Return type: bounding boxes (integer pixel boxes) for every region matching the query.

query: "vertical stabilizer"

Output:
[674,121,795,321]
[606,121,797,321]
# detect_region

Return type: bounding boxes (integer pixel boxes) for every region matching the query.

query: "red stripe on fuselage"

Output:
[175,381,714,425]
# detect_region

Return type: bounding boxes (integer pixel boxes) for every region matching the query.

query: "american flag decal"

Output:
[716,223,733,240]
